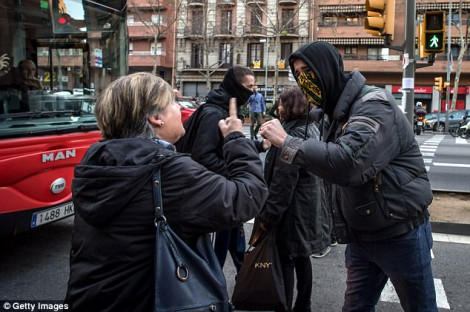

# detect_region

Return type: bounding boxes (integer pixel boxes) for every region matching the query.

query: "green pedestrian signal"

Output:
[424,11,445,53]
[425,33,444,50]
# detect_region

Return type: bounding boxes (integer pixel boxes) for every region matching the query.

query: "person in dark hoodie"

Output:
[176,66,255,273]
[260,42,437,312]
[65,72,268,311]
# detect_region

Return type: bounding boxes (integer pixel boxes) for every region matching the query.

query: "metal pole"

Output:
[265,38,269,99]
[403,0,417,125]
[445,0,452,132]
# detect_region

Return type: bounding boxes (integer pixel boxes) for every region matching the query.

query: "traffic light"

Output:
[364,0,396,39]
[57,13,72,26]
[443,81,450,94]
[418,22,430,58]
[51,0,85,35]
[424,11,446,53]
[434,77,443,92]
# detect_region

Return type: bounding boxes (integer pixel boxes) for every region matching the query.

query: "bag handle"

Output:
[152,169,190,281]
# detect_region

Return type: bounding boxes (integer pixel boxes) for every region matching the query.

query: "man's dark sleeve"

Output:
[190,110,229,176]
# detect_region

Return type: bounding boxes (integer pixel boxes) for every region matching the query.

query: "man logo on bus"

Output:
[42,149,76,163]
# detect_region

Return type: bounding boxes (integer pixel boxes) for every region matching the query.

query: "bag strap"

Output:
[152,169,190,282]
[153,169,164,221]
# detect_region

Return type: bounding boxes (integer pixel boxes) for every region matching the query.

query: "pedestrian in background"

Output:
[65,72,268,311]
[176,66,257,274]
[259,86,331,312]
[248,86,266,140]
[260,41,437,312]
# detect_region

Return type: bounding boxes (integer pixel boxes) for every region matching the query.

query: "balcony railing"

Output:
[183,26,204,37]
[129,51,167,57]
[216,0,236,6]
[213,25,235,36]
[280,27,298,36]
[342,54,402,61]
[246,0,265,5]
[188,0,204,6]
[278,0,297,5]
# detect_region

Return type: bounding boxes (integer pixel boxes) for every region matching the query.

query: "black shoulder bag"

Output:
[152,169,233,312]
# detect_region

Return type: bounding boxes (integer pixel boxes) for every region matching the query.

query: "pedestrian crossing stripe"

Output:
[380,278,450,309]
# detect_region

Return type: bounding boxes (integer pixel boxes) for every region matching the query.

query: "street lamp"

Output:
[259,38,269,99]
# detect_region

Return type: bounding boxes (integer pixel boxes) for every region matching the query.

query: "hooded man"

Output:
[260,42,437,311]
[175,66,256,273]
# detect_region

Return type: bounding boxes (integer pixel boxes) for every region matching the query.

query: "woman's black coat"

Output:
[259,119,331,257]
[65,137,268,311]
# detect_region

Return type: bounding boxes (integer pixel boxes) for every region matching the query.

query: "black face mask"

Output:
[220,68,253,107]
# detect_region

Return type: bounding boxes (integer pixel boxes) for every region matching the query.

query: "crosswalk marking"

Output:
[421,152,435,157]
[380,279,450,309]
[433,162,470,168]
[420,135,445,172]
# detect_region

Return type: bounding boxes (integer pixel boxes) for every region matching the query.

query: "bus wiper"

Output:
[0,110,80,120]
[27,124,99,134]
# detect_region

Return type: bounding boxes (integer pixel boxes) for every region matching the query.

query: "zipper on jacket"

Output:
[373,174,382,193]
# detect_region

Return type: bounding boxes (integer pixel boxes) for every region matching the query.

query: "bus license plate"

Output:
[31,202,74,228]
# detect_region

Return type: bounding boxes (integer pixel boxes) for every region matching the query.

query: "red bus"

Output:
[0,0,128,238]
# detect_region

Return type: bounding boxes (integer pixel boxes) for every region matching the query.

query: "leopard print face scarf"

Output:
[297,72,322,107]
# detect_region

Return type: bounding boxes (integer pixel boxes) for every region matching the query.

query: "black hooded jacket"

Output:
[65,137,268,311]
[175,67,253,176]
[283,42,432,242]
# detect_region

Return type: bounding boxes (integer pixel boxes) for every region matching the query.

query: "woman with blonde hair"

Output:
[65,72,268,311]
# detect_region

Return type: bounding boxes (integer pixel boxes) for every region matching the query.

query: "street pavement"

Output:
[223,221,470,312]
[0,126,468,311]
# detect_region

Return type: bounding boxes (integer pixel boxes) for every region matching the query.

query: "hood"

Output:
[205,87,244,119]
[217,67,253,107]
[72,138,174,227]
[289,41,347,116]
[206,88,232,110]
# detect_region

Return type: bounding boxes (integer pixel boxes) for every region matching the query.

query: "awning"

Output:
[320,5,365,14]
[318,37,384,45]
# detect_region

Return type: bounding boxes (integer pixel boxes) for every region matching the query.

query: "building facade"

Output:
[132,0,470,112]
[175,0,311,103]
[127,0,177,85]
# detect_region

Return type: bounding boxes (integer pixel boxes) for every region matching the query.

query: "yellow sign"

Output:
[253,58,261,68]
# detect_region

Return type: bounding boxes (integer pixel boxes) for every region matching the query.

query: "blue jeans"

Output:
[343,220,437,312]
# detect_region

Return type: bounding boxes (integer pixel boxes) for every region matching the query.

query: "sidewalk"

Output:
[432,232,470,244]
[428,191,470,236]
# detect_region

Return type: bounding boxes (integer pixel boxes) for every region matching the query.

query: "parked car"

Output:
[176,99,197,124]
[179,96,201,107]
[423,112,439,131]
[425,109,470,132]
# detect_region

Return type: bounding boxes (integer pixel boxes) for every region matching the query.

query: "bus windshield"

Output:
[0,0,127,139]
